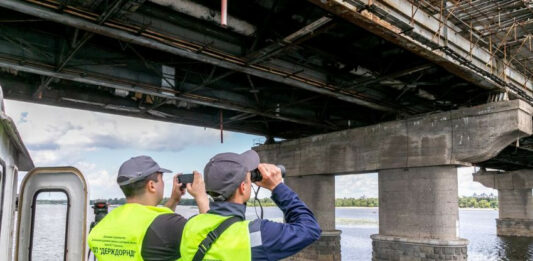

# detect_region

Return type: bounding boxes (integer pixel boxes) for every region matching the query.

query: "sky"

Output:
[4,99,497,200]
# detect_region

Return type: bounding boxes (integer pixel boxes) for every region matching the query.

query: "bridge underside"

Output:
[1,0,533,171]
[0,0,483,135]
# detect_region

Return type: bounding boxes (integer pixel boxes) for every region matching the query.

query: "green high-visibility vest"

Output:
[180,214,251,261]
[88,203,174,261]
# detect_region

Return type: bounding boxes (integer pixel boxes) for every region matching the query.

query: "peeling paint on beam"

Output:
[148,0,256,36]
[308,0,533,102]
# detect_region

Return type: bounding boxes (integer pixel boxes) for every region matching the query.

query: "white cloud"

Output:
[4,100,228,199]
[68,160,119,199]
[4,100,222,166]
[335,173,378,198]
[84,169,122,199]
[458,167,497,196]
[333,168,496,199]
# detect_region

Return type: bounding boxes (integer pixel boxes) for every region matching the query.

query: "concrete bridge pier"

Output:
[474,169,533,237]
[284,175,341,261]
[256,100,533,261]
[373,166,468,261]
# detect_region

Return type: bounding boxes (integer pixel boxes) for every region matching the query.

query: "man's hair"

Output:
[119,172,160,198]
[208,191,233,202]
[209,172,250,202]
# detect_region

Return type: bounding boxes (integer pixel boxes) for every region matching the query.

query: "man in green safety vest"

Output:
[88,155,210,261]
[180,150,321,261]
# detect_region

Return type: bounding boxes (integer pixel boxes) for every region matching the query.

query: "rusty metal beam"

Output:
[183,16,334,95]
[0,55,334,129]
[307,0,533,103]
[0,0,397,112]
[345,64,433,90]
[33,0,128,98]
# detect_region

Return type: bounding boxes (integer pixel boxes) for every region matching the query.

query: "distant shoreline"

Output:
[460,207,497,211]
[41,204,498,210]
[336,206,497,210]
[337,206,377,209]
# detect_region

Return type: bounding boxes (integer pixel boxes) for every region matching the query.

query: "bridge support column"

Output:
[474,169,533,237]
[372,166,468,261]
[497,189,533,237]
[256,100,533,260]
[284,175,341,261]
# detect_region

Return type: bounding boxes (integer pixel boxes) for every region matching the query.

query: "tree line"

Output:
[334,193,498,208]
[249,194,498,208]
[89,197,198,206]
[84,193,500,209]
[458,193,498,208]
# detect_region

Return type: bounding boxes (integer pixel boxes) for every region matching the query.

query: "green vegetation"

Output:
[247,198,276,207]
[335,197,378,207]
[75,193,500,209]
[92,198,125,205]
[36,199,68,205]
[458,193,498,209]
[161,198,198,206]
[89,197,199,206]
[334,193,498,208]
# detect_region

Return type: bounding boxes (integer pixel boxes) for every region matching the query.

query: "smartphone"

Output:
[178,174,194,186]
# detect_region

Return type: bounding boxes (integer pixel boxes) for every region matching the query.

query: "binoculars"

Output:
[251,165,286,182]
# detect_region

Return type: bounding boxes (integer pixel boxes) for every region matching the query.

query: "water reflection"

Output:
[33,206,533,261]
[495,236,533,261]
[32,193,67,261]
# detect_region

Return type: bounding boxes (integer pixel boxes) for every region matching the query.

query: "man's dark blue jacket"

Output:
[207,183,322,260]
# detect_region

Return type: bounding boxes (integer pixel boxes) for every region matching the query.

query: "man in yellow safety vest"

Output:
[88,155,209,260]
[179,150,321,261]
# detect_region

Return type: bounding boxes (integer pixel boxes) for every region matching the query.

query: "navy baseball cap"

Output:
[117,156,172,186]
[204,150,260,200]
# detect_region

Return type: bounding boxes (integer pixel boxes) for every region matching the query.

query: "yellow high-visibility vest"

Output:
[88,203,174,261]
[180,213,251,261]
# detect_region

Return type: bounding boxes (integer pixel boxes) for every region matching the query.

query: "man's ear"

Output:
[239,181,246,195]
[146,180,157,193]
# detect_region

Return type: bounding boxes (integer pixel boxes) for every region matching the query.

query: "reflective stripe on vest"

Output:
[88,203,174,261]
[180,214,251,261]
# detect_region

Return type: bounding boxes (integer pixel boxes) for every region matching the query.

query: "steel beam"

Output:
[0,0,396,112]
[0,56,333,129]
[147,0,256,36]
[346,64,433,89]
[33,0,128,98]
[183,16,334,95]
[307,0,533,103]
[0,27,332,122]
[246,16,334,65]
[1,77,269,136]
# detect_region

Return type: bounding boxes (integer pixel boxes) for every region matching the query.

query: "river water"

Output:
[28,205,533,261]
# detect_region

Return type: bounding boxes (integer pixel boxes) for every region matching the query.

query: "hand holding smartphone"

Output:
[177,174,194,188]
